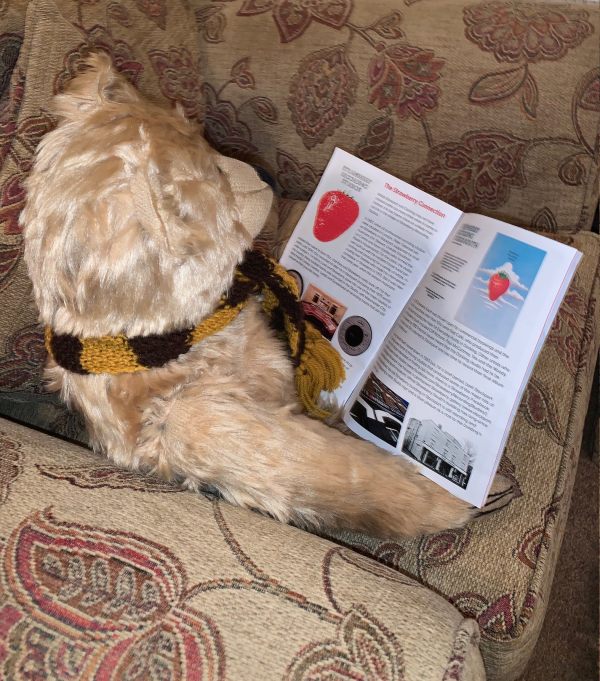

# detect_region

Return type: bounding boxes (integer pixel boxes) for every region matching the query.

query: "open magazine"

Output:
[279,148,581,507]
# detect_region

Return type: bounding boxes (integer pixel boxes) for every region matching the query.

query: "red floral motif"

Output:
[463,2,593,63]
[195,4,227,43]
[149,47,203,120]
[0,432,22,505]
[328,547,413,586]
[135,0,167,29]
[368,44,444,120]
[496,455,522,500]
[356,115,394,164]
[518,376,564,444]
[451,592,517,640]
[558,155,587,186]
[546,281,588,376]
[285,605,405,680]
[371,542,407,571]
[276,149,320,199]
[288,45,357,149]
[36,462,186,493]
[531,206,558,232]
[230,56,255,90]
[412,131,528,212]
[54,27,143,94]
[513,499,560,569]
[0,242,21,292]
[0,33,22,104]
[202,82,258,159]
[0,172,26,235]
[238,0,352,43]
[1,509,225,680]
[578,69,599,111]
[0,325,46,391]
[417,528,471,579]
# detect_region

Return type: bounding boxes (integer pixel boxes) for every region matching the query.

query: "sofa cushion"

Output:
[0,417,486,680]
[0,0,203,433]
[193,0,599,232]
[277,199,600,680]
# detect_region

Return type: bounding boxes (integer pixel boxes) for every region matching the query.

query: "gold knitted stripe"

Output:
[80,335,144,374]
[188,302,246,345]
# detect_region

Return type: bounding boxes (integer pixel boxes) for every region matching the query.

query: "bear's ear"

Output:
[215,154,273,240]
[52,51,141,120]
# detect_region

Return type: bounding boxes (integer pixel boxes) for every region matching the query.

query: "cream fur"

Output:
[22,53,472,538]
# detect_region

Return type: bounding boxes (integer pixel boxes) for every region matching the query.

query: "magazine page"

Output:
[343,214,581,506]
[279,148,463,405]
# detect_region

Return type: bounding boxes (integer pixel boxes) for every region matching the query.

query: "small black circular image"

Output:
[287,269,304,296]
[338,316,373,356]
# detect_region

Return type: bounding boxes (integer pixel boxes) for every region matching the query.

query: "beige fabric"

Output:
[193,0,599,232]
[0,417,486,680]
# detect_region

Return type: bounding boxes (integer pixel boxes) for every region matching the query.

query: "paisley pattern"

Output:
[0,325,46,392]
[417,529,471,580]
[36,462,186,493]
[368,44,444,121]
[518,377,564,445]
[450,592,518,641]
[412,131,528,212]
[285,606,405,680]
[513,499,560,570]
[463,2,594,116]
[546,281,589,376]
[238,0,352,43]
[0,430,21,504]
[288,45,358,149]
[1,509,226,680]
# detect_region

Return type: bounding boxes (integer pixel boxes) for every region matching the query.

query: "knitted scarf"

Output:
[45,249,345,420]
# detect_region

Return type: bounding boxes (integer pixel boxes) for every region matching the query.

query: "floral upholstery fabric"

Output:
[277,200,600,681]
[193,0,599,233]
[0,0,597,679]
[0,417,486,680]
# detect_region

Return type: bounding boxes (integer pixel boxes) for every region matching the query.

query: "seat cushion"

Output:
[0,417,486,680]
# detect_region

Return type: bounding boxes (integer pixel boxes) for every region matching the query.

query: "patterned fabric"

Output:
[0,418,486,681]
[0,1,596,678]
[193,0,599,232]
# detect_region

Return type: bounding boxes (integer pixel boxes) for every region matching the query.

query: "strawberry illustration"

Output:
[488,271,510,301]
[313,190,359,242]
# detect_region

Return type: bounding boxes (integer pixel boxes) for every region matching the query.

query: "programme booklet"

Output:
[279,147,581,507]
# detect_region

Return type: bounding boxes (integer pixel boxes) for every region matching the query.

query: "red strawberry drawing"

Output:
[488,271,510,301]
[313,190,359,242]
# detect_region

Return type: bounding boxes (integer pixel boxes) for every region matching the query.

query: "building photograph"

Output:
[349,373,409,447]
[401,418,473,489]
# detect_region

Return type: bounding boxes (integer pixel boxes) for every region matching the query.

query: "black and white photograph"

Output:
[349,373,409,447]
[401,417,475,489]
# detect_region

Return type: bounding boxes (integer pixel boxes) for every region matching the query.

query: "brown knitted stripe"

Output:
[129,329,191,368]
[238,251,307,365]
[49,333,86,374]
